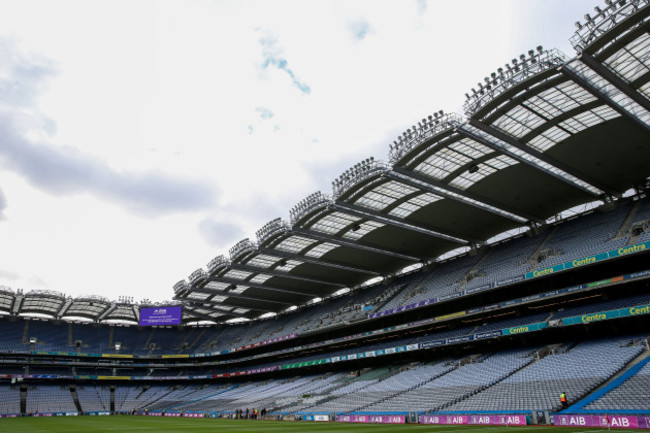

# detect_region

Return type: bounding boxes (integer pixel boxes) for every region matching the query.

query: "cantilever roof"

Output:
[175,0,650,322]
[4,0,650,325]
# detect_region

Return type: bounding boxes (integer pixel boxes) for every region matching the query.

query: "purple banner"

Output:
[421,415,467,424]
[468,415,527,426]
[0,414,19,418]
[640,416,650,429]
[337,415,405,424]
[183,412,204,418]
[554,415,646,429]
[421,415,527,426]
[139,306,182,326]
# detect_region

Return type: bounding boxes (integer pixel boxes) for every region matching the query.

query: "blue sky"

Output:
[0,0,599,303]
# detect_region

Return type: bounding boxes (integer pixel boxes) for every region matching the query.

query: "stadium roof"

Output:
[174,0,650,322]
[2,0,649,324]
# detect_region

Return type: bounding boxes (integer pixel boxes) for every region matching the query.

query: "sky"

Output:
[0,0,601,304]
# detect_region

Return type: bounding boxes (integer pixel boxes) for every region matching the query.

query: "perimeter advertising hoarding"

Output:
[139,306,182,326]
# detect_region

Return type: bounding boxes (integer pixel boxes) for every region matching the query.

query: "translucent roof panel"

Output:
[208,304,234,313]
[223,269,252,280]
[250,274,273,284]
[567,60,650,129]
[342,220,385,240]
[188,292,212,301]
[305,242,340,258]
[556,105,620,134]
[274,235,317,254]
[276,259,302,271]
[204,281,230,291]
[309,212,362,235]
[107,305,136,319]
[450,155,519,190]
[491,81,597,139]
[461,122,604,196]
[0,292,14,312]
[389,192,443,218]
[21,297,63,314]
[230,285,248,294]
[604,32,650,84]
[527,126,572,153]
[525,81,596,117]
[192,307,227,316]
[491,105,546,138]
[245,254,281,269]
[353,181,419,212]
[414,138,493,181]
[641,81,650,99]
[525,105,620,153]
[65,302,106,316]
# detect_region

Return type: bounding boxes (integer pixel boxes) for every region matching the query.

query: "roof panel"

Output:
[603,32,650,83]
[388,192,443,218]
[309,211,361,235]
[342,220,385,240]
[274,235,317,254]
[414,138,492,181]
[492,105,544,138]
[450,155,519,190]
[245,254,281,269]
[204,281,229,290]
[223,269,252,280]
[354,180,419,212]
[305,242,340,258]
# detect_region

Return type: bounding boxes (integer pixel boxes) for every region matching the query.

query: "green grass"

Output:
[0,416,649,432]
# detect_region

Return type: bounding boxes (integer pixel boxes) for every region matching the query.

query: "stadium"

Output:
[2,0,650,431]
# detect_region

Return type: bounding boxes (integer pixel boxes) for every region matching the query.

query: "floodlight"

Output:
[584,13,592,22]
[537,45,543,53]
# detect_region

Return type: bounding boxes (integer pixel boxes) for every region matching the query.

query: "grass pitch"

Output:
[1,416,649,432]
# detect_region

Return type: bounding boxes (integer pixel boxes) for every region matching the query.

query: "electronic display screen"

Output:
[139,306,182,326]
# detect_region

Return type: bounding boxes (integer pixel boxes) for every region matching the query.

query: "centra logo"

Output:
[153,309,167,314]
